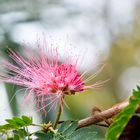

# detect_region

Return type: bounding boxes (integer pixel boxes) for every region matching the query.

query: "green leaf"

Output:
[34,121,98,140]
[22,115,32,125]
[58,121,97,140]
[12,116,27,127]
[63,121,78,136]
[105,86,140,140]
[7,138,15,140]
[0,124,14,130]
[5,119,20,129]
[59,121,72,133]
[5,119,17,125]
[13,128,27,138]
[34,131,53,140]
[0,115,33,139]
[69,127,97,140]
[13,134,20,140]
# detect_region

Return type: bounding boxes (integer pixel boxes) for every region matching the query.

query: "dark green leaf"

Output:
[7,138,15,140]
[13,134,20,140]
[59,121,72,133]
[58,121,97,140]
[63,121,78,136]
[13,128,27,138]
[69,127,97,140]
[34,131,53,140]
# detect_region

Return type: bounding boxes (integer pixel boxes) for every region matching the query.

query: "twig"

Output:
[78,100,129,128]
[53,105,62,129]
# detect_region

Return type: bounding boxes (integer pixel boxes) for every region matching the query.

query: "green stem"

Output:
[53,105,62,129]
[31,123,43,127]
[25,126,30,140]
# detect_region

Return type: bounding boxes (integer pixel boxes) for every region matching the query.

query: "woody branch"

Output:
[78,100,129,128]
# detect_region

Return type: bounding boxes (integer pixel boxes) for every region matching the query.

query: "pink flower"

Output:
[0,39,108,115]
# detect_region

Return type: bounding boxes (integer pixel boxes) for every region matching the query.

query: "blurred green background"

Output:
[0,0,140,138]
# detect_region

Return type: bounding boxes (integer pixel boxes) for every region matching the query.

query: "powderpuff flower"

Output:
[0,39,108,115]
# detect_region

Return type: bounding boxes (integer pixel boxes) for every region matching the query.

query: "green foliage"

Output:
[105,86,140,140]
[21,115,33,125]
[35,121,98,140]
[34,131,54,140]
[0,116,100,140]
[0,115,32,139]
[0,115,32,131]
